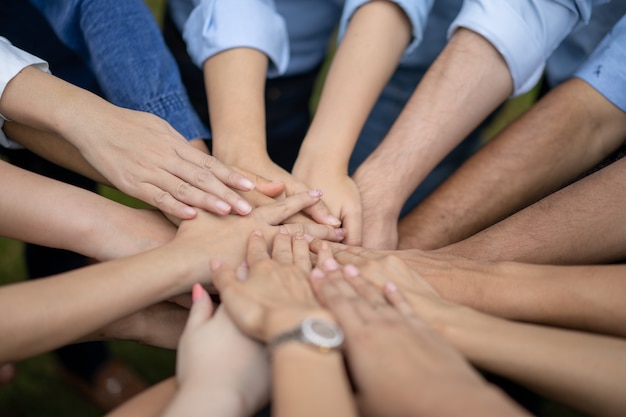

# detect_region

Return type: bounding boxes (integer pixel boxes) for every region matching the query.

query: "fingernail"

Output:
[321,241,329,250]
[192,283,207,301]
[385,281,398,292]
[239,178,255,190]
[308,189,323,198]
[209,259,222,271]
[216,201,231,213]
[252,230,263,237]
[311,268,324,280]
[303,234,314,243]
[182,206,197,217]
[335,228,346,237]
[236,200,252,214]
[323,257,339,271]
[241,261,248,268]
[236,265,248,282]
[326,215,342,227]
[344,264,359,277]
[279,225,289,235]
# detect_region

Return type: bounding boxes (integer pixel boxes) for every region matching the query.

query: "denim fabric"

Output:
[28,0,210,140]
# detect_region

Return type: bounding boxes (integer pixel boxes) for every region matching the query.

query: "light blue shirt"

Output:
[575,14,626,112]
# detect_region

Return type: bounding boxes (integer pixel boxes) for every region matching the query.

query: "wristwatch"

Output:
[269,317,344,353]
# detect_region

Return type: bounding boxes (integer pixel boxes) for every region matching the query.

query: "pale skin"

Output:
[0,65,258,220]
[203,48,340,228]
[309,256,528,417]
[292,0,412,244]
[353,27,513,249]
[398,78,626,250]
[211,233,358,417]
[0,191,335,363]
[310,240,626,338]
[314,247,626,417]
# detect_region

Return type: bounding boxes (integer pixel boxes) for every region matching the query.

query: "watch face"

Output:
[301,318,344,349]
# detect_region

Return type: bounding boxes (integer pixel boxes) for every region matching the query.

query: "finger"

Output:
[271,227,294,264]
[230,166,285,197]
[343,265,387,308]
[315,241,335,269]
[302,199,342,228]
[255,190,323,225]
[383,282,419,319]
[310,268,368,326]
[175,147,256,192]
[209,259,238,294]
[235,262,249,281]
[184,284,214,331]
[342,210,363,246]
[292,235,312,272]
[308,238,349,254]
[281,223,346,242]
[246,231,271,265]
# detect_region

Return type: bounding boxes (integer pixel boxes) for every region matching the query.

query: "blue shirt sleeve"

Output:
[338,0,435,60]
[183,0,290,77]
[575,14,626,112]
[449,0,604,97]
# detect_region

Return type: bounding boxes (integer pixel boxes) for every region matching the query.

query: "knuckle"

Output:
[175,181,192,198]
[202,155,217,170]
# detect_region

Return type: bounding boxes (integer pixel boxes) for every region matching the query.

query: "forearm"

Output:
[354,28,512,218]
[0,243,193,362]
[399,79,626,249]
[272,345,357,417]
[162,384,245,417]
[204,48,269,164]
[439,157,626,264]
[446,311,626,417]
[3,121,108,184]
[105,377,176,417]
[296,0,411,173]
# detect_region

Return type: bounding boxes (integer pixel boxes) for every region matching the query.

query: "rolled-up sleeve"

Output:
[0,37,49,148]
[449,0,600,96]
[183,0,289,77]
[338,0,434,60]
[575,15,626,112]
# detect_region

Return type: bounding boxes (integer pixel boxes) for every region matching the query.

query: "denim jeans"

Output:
[27,0,209,140]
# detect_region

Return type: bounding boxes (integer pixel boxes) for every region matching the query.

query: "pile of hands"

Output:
[173,231,489,417]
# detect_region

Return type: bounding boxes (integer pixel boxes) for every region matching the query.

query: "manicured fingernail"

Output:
[335,228,346,237]
[311,268,324,280]
[239,178,255,190]
[308,189,323,198]
[210,259,222,271]
[216,201,231,213]
[236,200,252,214]
[192,283,207,301]
[385,281,398,292]
[303,234,314,243]
[344,264,359,277]
[241,261,248,268]
[236,264,248,281]
[323,258,339,271]
[326,215,342,227]
[182,206,197,217]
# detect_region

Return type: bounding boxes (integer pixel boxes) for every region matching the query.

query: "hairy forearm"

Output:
[439,157,626,264]
[272,345,357,417]
[296,0,411,172]
[4,121,108,184]
[354,28,512,217]
[446,311,626,417]
[204,48,269,163]
[399,79,626,249]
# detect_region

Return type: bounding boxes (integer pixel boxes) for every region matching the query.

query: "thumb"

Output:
[184,284,214,331]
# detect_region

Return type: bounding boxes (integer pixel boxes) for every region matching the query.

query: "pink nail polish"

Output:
[192,283,206,301]
[308,189,323,198]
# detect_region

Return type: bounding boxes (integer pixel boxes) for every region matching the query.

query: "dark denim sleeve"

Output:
[27,0,210,140]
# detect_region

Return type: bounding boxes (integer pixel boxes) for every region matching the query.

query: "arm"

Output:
[439,156,626,264]
[292,0,412,243]
[398,78,626,249]
[353,28,512,248]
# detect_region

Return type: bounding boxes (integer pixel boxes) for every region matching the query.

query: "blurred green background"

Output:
[0,0,582,416]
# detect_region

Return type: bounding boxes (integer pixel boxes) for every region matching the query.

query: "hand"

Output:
[171,191,346,272]
[175,285,269,415]
[211,232,330,343]
[234,156,342,227]
[310,258,492,417]
[68,106,258,220]
[292,165,363,245]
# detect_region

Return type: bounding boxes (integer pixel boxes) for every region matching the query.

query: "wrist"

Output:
[266,310,336,343]
[213,143,270,167]
[295,137,351,175]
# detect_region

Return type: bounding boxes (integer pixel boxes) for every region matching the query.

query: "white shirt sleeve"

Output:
[338,0,435,59]
[0,37,50,149]
[183,0,289,77]
[449,0,603,96]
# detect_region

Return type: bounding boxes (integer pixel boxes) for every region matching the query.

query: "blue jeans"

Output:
[27,0,209,140]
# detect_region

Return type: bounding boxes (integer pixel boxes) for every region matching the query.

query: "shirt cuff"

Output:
[339,0,434,59]
[183,0,289,77]
[449,0,579,96]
